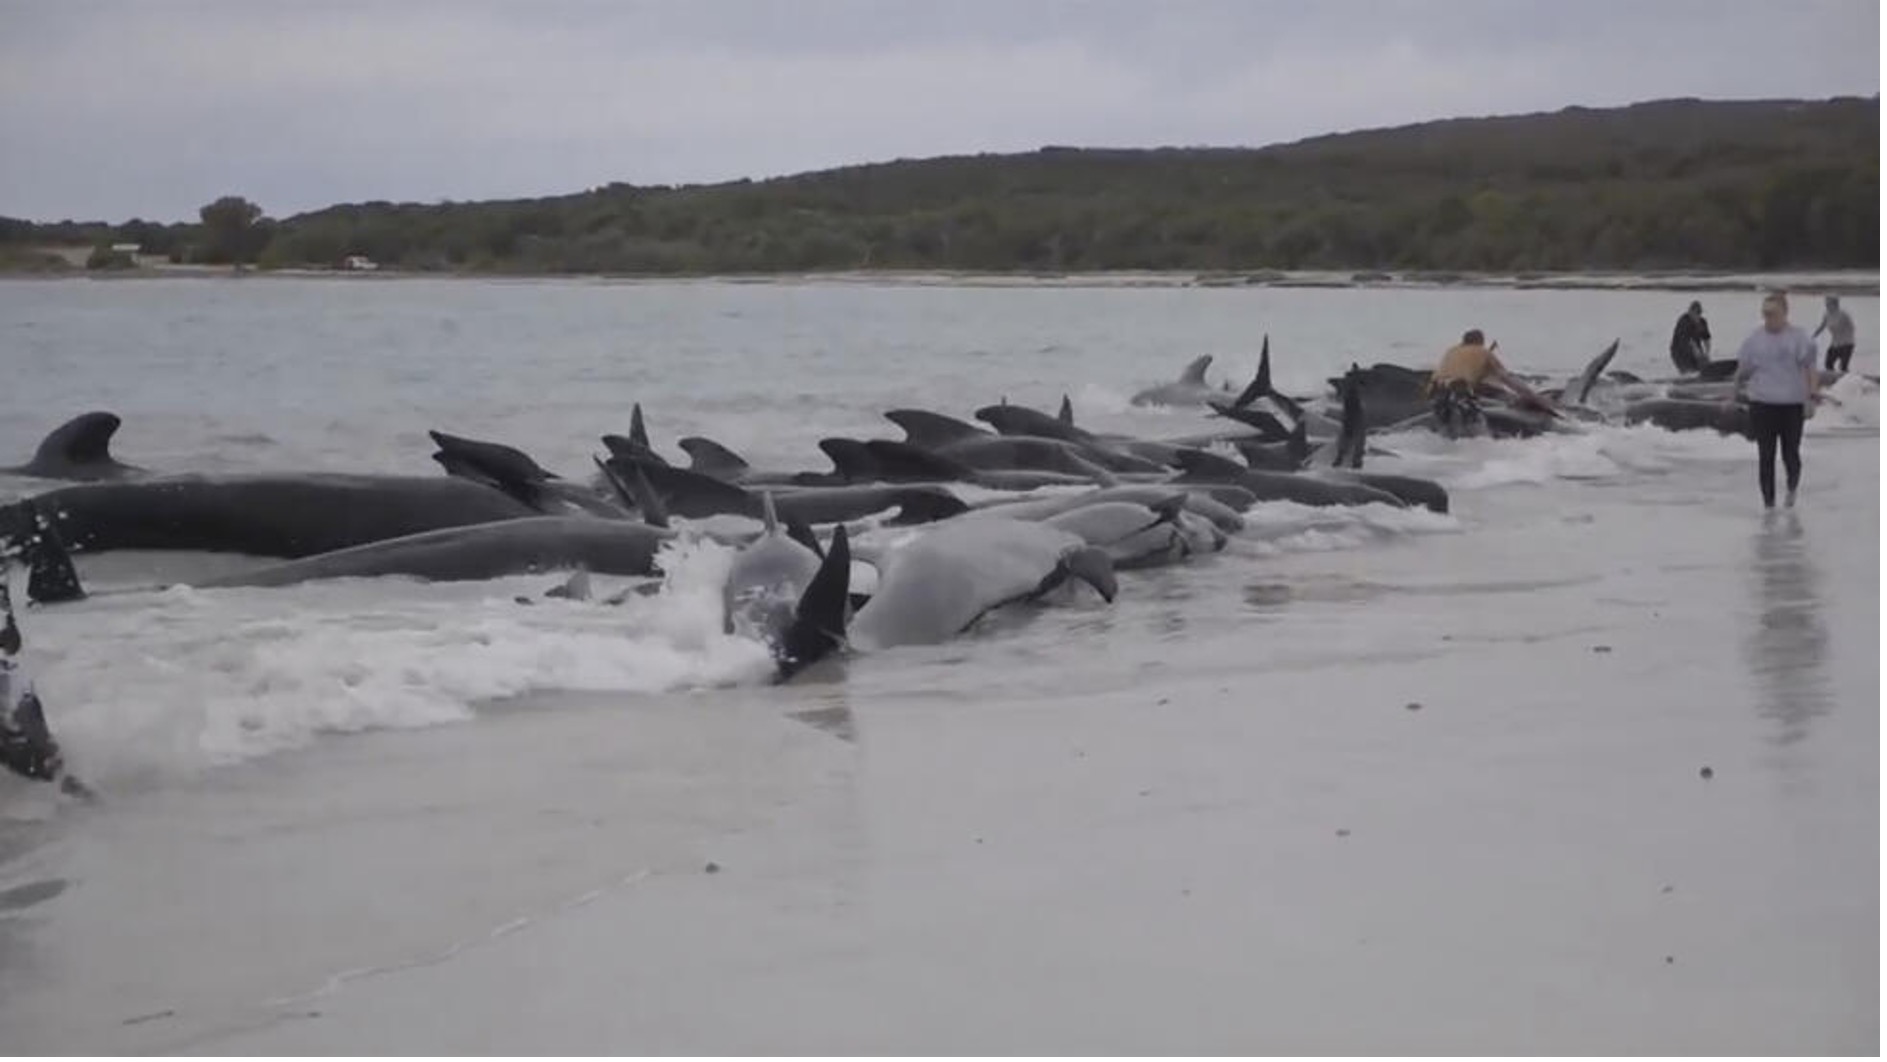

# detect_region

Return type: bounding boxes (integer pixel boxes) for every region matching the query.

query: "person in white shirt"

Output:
[1730,292,1822,509]
[1811,295,1857,373]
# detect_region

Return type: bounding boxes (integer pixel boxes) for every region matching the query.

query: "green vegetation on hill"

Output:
[3,97,1878,275]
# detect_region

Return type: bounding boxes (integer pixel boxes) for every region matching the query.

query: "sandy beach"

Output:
[0,277,1876,1053]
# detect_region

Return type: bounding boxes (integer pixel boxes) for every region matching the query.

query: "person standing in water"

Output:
[1669,301,1711,374]
[1812,295,1857,373]
[1729,292,1821,510]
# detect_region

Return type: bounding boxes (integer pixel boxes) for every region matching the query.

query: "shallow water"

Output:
[0,277,1877,1053]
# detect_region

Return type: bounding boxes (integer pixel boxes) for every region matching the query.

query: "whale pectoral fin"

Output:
[20,504,84,606]
[1,687,65,784]
[1146,493,1188,526]
[592,456,670,529]
[1230,335,1272,409]
[778,525,851,682]
[1061,546,1118,604]
[629,465,672,528]
[1573,339,1622,406]
[544,569,592,602]
[784,517,825,560]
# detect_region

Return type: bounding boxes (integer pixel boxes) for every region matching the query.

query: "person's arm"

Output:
[1488,354,1555,411]
[1726,333,1757,405]
[1802,335,1821,414]
[1699,318,1711,356]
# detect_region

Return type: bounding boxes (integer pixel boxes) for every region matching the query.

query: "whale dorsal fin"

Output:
[818,438,882,483]
[1179,355,1213,384]
[677,436,750,480]
[630,404,651,452]
[882,409,987,449]
[32,412,121,468]
[1058,395,1074,426]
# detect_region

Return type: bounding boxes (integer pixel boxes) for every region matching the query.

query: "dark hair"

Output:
[1688,301,1703,313]
[1462,329,1485,345]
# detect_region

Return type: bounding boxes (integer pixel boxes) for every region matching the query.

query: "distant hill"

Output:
[3,96,1878,275]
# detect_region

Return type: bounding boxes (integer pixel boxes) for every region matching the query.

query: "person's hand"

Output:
[1804,400,1818,420]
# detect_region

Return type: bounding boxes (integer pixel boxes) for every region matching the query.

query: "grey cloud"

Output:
[0,0,1876,222]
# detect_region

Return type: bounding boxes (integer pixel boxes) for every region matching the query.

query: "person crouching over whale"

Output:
[1424,329,1556,439]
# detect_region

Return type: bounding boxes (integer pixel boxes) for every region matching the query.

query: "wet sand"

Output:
[2,436,1875,1055]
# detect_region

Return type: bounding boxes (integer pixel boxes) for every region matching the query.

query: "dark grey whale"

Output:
[1,474,540,560]
[1625,399,1753,437]
[192,516,674,588]
[430,430,629,518]
[1172,450,1405,509]
[604,457,970,526]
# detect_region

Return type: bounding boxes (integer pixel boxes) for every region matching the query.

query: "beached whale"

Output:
[1625,399,1752,437]
[848,519,1117,650]
[1041,498,1224,570]
[1130,354,1251,408]
[1171,450,1405,509]
[971,402,1186,469]
[191,516,675,589]
[816,438,1103,491]
[719,497,854,680]
[603,457,970,526]
[0,473,541,560]
[429,430,630,518]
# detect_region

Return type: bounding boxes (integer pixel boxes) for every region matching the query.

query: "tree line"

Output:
[2,97,1876,276]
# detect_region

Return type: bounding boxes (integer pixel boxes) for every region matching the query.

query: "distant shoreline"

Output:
[3,264,1876,296]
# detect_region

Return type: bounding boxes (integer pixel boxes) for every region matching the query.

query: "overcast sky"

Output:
[1,0,1877,222]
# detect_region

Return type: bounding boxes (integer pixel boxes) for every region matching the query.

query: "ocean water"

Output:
[0,276,1877,1053]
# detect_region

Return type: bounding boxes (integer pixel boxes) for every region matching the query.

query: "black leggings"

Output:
[1748,402,1805,507]
[1825,344,1854,373]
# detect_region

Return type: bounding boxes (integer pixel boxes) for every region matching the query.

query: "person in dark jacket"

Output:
[1669,301,1711,374]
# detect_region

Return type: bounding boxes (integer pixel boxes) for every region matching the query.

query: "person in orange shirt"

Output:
[1425,329,1555,438]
